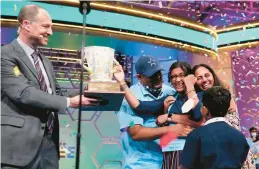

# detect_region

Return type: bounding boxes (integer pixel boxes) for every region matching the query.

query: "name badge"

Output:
[162,139,186,152]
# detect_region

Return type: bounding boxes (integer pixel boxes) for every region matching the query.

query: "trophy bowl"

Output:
[84,46,114,82]
[82,46,125,111]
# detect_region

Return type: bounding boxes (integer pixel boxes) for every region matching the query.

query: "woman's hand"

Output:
[164,96,176,113]
[183,74,197,86]
[112,65,125,85]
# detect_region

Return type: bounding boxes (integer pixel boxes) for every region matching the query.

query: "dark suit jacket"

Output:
[180,122,249,169]
[1,40,78,167]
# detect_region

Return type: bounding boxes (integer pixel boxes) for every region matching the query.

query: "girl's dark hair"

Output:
[192,64,224,92]
[168,61,192,83]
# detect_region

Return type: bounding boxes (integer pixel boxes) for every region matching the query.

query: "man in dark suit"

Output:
[178,86,249,169]
[1,4,100,169]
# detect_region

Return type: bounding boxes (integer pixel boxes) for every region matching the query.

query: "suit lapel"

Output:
[40,53,56,93]
[12,40,39,83]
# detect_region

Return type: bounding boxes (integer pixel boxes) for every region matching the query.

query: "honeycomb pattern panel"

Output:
[99,161,122,169]
[94,111,121,138]
[59,114,103,169]
[93,143,123,168]
[232,48,259,136]
[67,107,98,121]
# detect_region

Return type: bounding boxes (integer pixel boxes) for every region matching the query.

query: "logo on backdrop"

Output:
[59,141,75,159]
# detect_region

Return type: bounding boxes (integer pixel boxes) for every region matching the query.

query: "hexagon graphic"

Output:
[68,107,98,121]
[92,143,123,168]
[247,100,259,114]
[59,114,103,169]
[240,113,255,137]
[94,111,120,138]
[99,161,122,169]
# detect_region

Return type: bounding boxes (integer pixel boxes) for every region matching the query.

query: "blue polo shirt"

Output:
[180,120,249,169]
[116,82,175,169]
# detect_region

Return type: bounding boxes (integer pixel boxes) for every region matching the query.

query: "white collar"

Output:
[17,38,35,57]
[204,117,230,126]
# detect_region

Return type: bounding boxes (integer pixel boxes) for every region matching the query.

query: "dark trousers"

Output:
[1,133,58,169]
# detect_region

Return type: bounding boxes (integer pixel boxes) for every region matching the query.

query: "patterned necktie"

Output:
[31,50,54,134]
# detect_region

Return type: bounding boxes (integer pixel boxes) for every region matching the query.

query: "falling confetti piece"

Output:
[158,2,162,8]
[14,4,17,11]
[253,78,257,84]
[66,124,70,128]
[130,121,134,128]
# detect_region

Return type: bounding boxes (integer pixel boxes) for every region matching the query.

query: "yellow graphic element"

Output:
[13,66,21,76]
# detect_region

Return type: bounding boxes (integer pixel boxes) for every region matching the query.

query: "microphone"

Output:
[79,1,91,15]
[20,25,44,39]
[29,33,44,39]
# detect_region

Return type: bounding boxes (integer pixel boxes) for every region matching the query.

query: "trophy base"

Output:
[83,80,125,111]
[83,91,125,111]
[87,80,121,92]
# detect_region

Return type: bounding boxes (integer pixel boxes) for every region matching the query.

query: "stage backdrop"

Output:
[1,27,240,169]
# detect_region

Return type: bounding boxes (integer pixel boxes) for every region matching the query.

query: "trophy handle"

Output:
[76,59,92,74]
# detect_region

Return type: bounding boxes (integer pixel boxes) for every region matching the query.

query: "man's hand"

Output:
[171,114,203,128]
[69,95,100,108]
[164,96,176,112]
[168,124,194,137]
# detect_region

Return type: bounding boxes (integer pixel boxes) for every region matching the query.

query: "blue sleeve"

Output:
[180,130,200,169]
[191,92,203,121]
[168,99,182,115]
[115,99,143,130]
[134,100,164,115]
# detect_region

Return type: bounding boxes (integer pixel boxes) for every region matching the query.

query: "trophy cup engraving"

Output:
[83,46,120,91]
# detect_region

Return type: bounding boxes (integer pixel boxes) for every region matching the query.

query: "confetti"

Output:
[130,121,134,128]
[14,4,17,11]
[158,2,162,8]
[66,124,70,128]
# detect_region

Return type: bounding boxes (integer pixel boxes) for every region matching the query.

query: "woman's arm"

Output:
[225,98,240,130]
[113,65,164,115]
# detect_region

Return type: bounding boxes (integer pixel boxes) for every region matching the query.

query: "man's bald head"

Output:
[17,4,53,47]
[17,4,48,24]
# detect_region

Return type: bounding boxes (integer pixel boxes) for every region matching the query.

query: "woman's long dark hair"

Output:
[168,61,192,83]
[192,64,225,92]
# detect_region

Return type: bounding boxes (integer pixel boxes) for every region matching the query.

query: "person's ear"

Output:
[21,20,31,32]
[136,74,142,81]
[201,105,209,117]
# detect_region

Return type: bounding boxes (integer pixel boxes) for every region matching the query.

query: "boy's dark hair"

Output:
[249,126,257,133]
[202,86,231,117]
[168,61,192,82]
